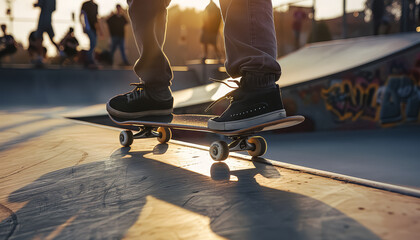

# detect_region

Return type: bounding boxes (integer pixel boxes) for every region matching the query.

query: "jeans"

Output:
[127,0,281,90]
[111,36,129,65]
[85,28,97,64]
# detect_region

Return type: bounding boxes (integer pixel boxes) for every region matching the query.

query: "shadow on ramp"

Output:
[0,146,380,239]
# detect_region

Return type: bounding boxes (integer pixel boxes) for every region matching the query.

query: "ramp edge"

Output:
[169,140,420,199]
[67,119,420,199]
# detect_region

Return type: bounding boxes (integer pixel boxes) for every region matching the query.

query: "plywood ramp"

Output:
[0,109,419,239]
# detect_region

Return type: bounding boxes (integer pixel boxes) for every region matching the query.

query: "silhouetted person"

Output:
[33,0,59,52]
[28,30,47,67]
[408,0,417,31]
[59,27,79,65]
[381,7,392,34]
[200,0,222,62]
[107,4,130,66]
[372,0,385,35]
[418,2,420,27]
[292,7,307,49]
[80,0,102,68]
[0,24,17,62]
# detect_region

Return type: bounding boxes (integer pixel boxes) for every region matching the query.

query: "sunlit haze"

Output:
[0,0,365,54]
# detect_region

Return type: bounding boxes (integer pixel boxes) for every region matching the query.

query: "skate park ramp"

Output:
[0,65,202,107]
[0,108,420,239]
[1,33,420,239]
[277,32,420,86]
[173,32,420,112]
[1,32,417,190]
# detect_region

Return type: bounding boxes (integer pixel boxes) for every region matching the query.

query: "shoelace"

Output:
[126,83,145,103]
[205,78,241,112]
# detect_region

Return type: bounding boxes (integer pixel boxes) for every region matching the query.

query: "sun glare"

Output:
[170,0,215,11]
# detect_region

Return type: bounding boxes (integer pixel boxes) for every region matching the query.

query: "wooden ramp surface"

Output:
[0,108,419,240]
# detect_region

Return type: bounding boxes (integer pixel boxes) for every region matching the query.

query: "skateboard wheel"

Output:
[247,136,267,157]
[157,127,172,144]
[210,141,229,161]
[120,130,133,147]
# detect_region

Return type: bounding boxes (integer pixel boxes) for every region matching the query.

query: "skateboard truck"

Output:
[119,127,267,162]
[209,135,267,161]
[228,136,256,152]
[119,127,172,147]
[133,127,160,139]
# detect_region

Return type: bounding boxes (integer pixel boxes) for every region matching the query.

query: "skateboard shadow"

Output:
[112,113,174,124]
[0,146,380,239]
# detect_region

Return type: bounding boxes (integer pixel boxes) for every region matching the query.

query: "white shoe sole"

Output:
[208,109,287,131]
[106,103,173,118]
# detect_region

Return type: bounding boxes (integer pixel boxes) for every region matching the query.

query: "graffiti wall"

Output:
[282,49,420,131]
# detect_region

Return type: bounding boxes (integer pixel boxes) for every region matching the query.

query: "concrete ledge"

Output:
[0,67,201,106]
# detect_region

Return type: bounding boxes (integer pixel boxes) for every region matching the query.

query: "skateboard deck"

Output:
[109,114,305,137]
[109,113,305,161]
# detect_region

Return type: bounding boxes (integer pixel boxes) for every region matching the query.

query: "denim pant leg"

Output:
[219,0,281,79]
[110,37,119,63]
[86,29,97,64]
[127,0,173,89]
[119,39,130,64]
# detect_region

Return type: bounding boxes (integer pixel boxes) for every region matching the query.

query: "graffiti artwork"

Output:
[322,75,420,126]
[379,76,420,124]
[321,79,379,122]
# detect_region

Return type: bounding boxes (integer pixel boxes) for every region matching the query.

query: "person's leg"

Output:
[86,29,97,64]
[46,26,59,51]
[128,0,172,98]
[202,43,208,61]
[118,37,130,65]
[207,0,285,130]
[110,37,118,65]
[211,42,222,62]
[373,18,380,35]
[107,0,173,118]
[294,30,300,49]
[219,0,281,81]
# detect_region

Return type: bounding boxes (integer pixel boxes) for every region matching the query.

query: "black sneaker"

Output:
[207,82,286,130]
[106,83,173,118]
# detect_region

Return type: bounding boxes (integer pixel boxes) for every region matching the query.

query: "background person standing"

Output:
[200,0,222,62]
[80,0,102,67]
[372,0,385,35]
[292,7,307,49]
[107,4,130,66]
[33,0,59,56]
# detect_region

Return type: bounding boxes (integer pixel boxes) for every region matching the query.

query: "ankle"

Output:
[240,72,279,89]
[147,86,173,102]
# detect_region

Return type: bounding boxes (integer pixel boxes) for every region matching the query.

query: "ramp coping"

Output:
[169,139,420,199]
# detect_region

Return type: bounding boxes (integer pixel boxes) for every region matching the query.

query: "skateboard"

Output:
[109,114,305,161]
